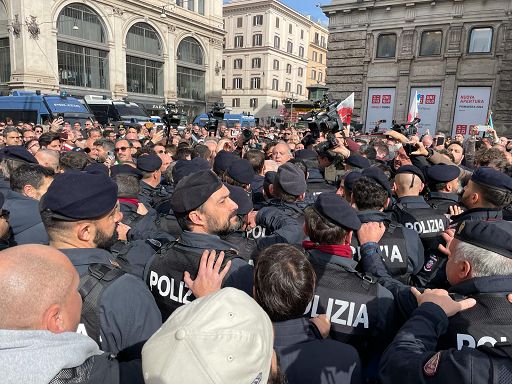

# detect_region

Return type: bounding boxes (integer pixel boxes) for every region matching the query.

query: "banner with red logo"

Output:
[408,87,442,136]
[451,87,491,137]
[337,93,354,127]
[365,88,396,132]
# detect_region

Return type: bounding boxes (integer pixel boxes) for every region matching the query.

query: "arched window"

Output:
[57,4,109,89]
[126,23,164,96]
[177,37,205,101]
[0,2,10,84]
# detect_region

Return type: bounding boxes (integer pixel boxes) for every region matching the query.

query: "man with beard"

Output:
[146,169,254,321]
[452,167,512,224]
[40,170,162,355]
[424,164,463,215]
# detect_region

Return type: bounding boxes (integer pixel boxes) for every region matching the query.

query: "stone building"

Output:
[0,0,224,118]
[307,21,328,89]
[222,0,327,123]
[322,0,512,135]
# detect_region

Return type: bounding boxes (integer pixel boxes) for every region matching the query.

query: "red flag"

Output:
[337,93,354,126]
[407,92,421,123]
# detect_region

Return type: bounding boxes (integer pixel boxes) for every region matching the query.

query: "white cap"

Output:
[142,288,273,384]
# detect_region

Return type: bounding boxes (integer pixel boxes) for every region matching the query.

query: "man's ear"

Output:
[43,304,66,333]
[188,210,205,226]
[23,184,37,199]
[76,222,93,243]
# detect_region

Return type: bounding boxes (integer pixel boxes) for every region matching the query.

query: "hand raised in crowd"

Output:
[357,222,386,245]
[151,129,164,144]
[136,202,148,215]
[448,205,463,217]
[183,250,231,298]
[311,314,331,339]
[247,210,258,229]
[50,117,64,133]
[408,141,429,157]
[438,228,455,257]
[384,130,408,144]
[411,287,476,317]
[116,222,131,241]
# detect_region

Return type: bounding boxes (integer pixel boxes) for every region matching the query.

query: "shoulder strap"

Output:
[78,263,125,346]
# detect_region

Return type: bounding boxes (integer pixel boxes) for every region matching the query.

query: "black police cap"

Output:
[227,159,255,185]
[170,170,223,214]
[343,171,362,191]
[0,145,38,164]
[263,171,277,189]
[346,154,371,170]
[314,192,361,231]
[471,167,512,192]
[225,184,253,215]
[172,157,211,185]
[137,154,162,173]
[294,149,318,160]
[455,220,512,259]
[213,150,237,175]
[361,167,391,196]
[110,164,143,179]
[40,171,118,221]
[84,163,109,176]
[275,163,307,196]
[425,164,461,183]
[395,165,425,183]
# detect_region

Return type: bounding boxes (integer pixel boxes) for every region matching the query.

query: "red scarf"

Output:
[119,198,139,208]
[303,241,353,258]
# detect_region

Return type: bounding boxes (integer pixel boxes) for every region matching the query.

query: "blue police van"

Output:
[193,113,256,128]
[0,91,95,125]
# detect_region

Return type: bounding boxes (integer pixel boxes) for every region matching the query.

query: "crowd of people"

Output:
[1,116,512,384]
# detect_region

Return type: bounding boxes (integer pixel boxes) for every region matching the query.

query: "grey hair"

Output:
[453,241,512,278]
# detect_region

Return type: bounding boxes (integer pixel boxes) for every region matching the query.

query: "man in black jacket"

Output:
[146,169,254,321]
[0,244,143,384]
[40,170,161,355]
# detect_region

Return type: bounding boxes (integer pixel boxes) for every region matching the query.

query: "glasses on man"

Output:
[115,147,130,152]
[156,149,168,154]
[35,130,43,134]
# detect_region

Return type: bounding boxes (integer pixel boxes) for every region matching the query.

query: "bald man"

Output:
[0,245,143,383]
[390,166,450,288]
[272,142,293,166]
[35,149,60,173]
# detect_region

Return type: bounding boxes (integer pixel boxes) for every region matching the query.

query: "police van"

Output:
[0,91,95,125]
[192,113,256,128]
[84,95,152,127]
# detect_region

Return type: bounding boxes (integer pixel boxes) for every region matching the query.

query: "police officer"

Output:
[390,165,450,288]
[302,193,397,364]
[221,184,257,263]
[424,164,462,215]
[223,158,255,192]
[251,163,307,244]
[379,289,507,384]
[360,219,512,346]
[295,148,337,196]
[338,171,362,201]
[452,166,512,224]
[351,167,424,284]
[146,169,253,321]
[137,154,171,213]
[345,154,371,172]
[40,170,162,354]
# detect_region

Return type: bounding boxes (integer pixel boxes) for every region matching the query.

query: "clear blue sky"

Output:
[280,0,328,25]
[223,0,329,25]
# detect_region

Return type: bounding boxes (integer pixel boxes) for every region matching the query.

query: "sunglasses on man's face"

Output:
[35,130,43,133]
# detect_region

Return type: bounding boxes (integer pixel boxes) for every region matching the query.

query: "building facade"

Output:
[0,0,224,119]
[222,0,327,123]
[322,0,512,135]
[307,22,328,89]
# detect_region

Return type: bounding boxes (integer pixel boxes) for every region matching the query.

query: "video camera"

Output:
[162,102,186,130]
[206,102,226,133]
[302,94,345,152]
[391,117,421,138]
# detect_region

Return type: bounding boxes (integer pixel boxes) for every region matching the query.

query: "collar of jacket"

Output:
[179,230,239,252]
[397,195,431,207]
[357,210,391,223]
[59,247,114,269]
[428,191,460,202]
[306,248,358,270]
[450,207,503,224]
[449,275,512,296]
[273,317,318,347]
